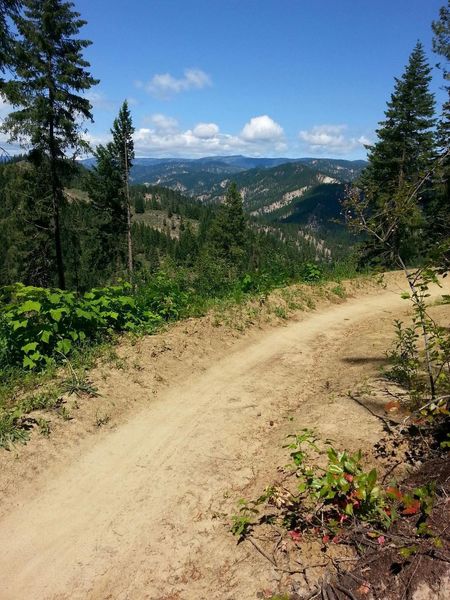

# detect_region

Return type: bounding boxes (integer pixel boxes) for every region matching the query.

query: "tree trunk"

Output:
[48,89,65,290]
[124,138,133,280]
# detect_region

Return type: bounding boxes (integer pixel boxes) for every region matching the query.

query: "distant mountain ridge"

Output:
[81,155,366,183]
[81,155,366,234]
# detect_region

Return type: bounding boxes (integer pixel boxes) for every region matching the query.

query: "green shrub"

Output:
[0,282,161,370]
[136,271,190,320]
[300,262,322,283]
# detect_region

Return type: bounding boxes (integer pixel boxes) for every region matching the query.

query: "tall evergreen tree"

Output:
[356,42,436,264]
[0,158,54,286]
[84,142,127,283]
[111,100,135,279]
[1,0,98,288]
[0,0,21,77]
[207,182,248,268]
[432,1,450,152]
[362,42,436,198]
[429,2,450,245]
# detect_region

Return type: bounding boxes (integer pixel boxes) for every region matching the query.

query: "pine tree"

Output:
[111,100,135,280]
[356,42,436,264]
[207,182,248,267]
[0,158,54,286]
[362,42,436,198]
[432,1,450,152]
[1,0,98,288]
[0,0,21,77]
[429,2,450,244]
[84,142,127,284]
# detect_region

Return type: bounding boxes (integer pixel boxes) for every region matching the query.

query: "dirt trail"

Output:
[0,277,449,600]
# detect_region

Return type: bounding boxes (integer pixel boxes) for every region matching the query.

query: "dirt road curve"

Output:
[0,278,448,599]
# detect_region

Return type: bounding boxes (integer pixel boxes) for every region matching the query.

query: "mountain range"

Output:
[82,155,367,233]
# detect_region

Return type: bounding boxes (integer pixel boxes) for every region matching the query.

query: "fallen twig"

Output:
[334,583,358,600]
[247,536,278,568]
[347,393,397,431]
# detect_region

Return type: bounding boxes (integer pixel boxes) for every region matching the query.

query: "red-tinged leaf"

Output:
[402,499,421,515]
[322,535,330,544]
[378,535,386,545]
[344,473,354,482]
[385,401,401,413]
[289,530,302,542]
[332,535,341,544]
[357,583,370,595]
[386,486,403,501]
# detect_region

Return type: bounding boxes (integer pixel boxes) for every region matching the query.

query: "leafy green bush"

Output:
[386,319,421,391]
[238,272,272,294]
[231,429,437,547]
[0,282,161,370]
[136,271,190,320]
[286,431,383,523]
[300,262,322,283]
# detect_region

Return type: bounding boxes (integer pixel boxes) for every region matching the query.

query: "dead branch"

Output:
[347,393,397,430]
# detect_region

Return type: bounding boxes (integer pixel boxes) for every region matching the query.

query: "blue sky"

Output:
[2,0,447,159]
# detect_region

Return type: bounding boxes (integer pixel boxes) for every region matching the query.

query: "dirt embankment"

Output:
[0,273,448,600]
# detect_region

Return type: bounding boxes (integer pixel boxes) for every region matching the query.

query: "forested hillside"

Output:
[122,156,366,234]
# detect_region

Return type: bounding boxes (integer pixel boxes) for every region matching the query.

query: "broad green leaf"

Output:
[50,309,64,322]
[118,296,134,306]
[345,503,354,515]
[367,469,377,490]
[21,342,38,354]
[18,300,41,314]
[76,308,94,320]
[40,329,53,343]
[23,355,37,369]
[56,338,72,354]
[11,319,28,331]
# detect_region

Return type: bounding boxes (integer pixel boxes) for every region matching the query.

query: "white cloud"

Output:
[192,122,219,139]
[241,115,284,141]
[357,135,373,148]
[128,114,286,157]
[145,113,179,132]
[133,127,241,157]
[139,68,212,99]
[85,91,115,111]
[299,124,370,155]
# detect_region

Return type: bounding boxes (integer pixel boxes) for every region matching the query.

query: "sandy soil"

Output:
[0,274,449,600]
